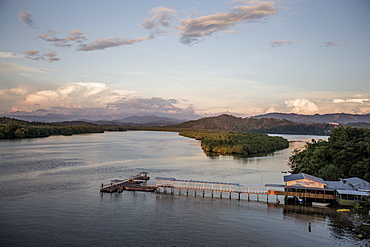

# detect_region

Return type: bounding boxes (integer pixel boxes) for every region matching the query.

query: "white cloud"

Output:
[333,98,369,103]
[0,52,24,59]
[0,61,50,75]
[285,99,320,115]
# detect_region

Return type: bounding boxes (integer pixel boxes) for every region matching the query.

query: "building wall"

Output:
[285,179,325,188]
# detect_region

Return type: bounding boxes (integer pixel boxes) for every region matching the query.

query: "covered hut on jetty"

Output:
[269,173,370,206]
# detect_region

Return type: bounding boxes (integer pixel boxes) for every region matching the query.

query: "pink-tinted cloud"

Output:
[77,36,154,51]
[269,40,298,47]
[39,30,86,47]
[24,50,60,62]
[177,1,277,45]
[141,6,177,34]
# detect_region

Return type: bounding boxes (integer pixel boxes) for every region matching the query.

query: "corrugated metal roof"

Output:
[284,173,326,184]
[155,177,176,181]
[325,181,353,190]
[340,177,370,191]
[337,190,370,196]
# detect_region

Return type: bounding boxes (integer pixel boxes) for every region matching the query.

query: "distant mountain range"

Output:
[2,112,370,127]
[91,115,183,127]
[252,113,370,124]
[1,114,183,127]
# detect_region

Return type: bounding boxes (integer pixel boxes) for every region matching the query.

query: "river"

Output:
[0,131,365,246]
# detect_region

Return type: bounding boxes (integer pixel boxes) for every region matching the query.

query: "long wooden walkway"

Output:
[155,177,278,202]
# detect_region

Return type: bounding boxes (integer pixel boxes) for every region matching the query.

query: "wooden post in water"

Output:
[248,193,250,201]
[220,191,223,199]
[238,193,241,200]
[229,192,232,199]
[186,189,189,196]
[203,190,205,197]
[211,191,214,198]
[194,190,197,197]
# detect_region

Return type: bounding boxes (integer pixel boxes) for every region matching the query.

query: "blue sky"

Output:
[0,0,369,120]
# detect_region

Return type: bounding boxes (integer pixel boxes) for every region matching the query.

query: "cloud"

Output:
[322,41,340,47]
[269,40,298,47]
[177,1,277,45]
[0,52,24,59]
[333,98,369,103]
[2,82,197,119]
[39,30,87,47]
[19,11,36,28]
[285,99,320,115]
[0,61,50,76]
[77,36,154,51]
[23,49,60,62]
[141,7,177,34]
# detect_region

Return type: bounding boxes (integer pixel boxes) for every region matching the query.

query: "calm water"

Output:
[0,131,365,246]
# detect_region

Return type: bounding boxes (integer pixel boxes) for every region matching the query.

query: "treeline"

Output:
[179,130,289,156]
[288,126,370,181]
[0,117,126,139]
[169,114,335,135]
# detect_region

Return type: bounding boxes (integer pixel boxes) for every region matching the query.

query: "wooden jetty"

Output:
[100,172,155,193]
[101,173,370,207]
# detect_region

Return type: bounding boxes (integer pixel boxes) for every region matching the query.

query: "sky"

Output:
[0,0,369,120]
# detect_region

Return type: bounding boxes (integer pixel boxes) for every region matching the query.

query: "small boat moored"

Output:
[312,202,330,207]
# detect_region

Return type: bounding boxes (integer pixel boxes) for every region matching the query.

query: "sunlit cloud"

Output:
[285,99,320,115]
[177,1,277,45]
[39,30,87,47]
[23,50,60,62]
[269,40,298,48]
[333,98,369,103]
[141,6,177,35]
[0,52,24,59]
[2,82,197,119]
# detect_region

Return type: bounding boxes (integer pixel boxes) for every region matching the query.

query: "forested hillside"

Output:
[288,126,370,181]
[179,130,289,156]
[0,117,125,139]
[170,114,336,135]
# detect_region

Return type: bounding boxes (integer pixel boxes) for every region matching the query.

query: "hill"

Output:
[0,117,109,139]
[169,114,336,135]
[253,113,370,124]
[288,126,370,182]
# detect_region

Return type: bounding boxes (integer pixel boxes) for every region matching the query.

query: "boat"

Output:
[312,202,330,207]
[123,185,157,192]
[361,221,370,226]
[337,208,350,212]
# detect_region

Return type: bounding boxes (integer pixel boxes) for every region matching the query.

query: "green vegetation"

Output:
[288,126,370,181]
[179,130,289,155]
[0,117,118,139]
[170,114,335,135]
